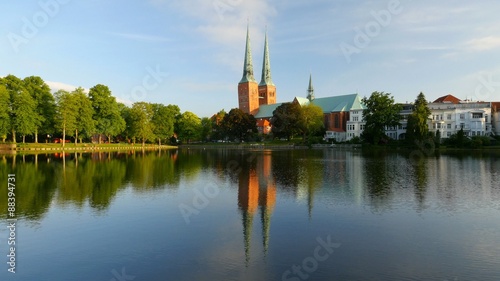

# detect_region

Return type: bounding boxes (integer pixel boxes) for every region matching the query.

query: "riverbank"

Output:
[0,143,177,154]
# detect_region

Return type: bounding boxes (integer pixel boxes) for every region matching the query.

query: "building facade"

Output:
[428,95,493,139]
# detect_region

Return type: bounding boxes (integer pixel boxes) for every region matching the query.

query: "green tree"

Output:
[130,102,155,146]
[361,91,402,144]
[221,108,257,142]
[151,103,176,145]
[72,87,95,143]
[406,92,431,145]
[299,103,324,140]
[0,85,11,142]
[271,102,302,141]
[200,117,212,142]
[119,103,133,143]
[13,90,37,143]
[177,111,201,143]
[23,76,55,143]
[3,74,28,142]
[89,84,125,143]
[54,90,78,146]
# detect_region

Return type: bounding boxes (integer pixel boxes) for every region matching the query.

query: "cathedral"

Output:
[238,25,366,140]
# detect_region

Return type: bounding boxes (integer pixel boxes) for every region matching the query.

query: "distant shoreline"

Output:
[0,143,177,154]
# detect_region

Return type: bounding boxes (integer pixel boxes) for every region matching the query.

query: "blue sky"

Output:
[2,0,500,117]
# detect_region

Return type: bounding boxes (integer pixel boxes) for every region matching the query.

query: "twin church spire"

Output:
[238,25,276,114]
[239,25,273,86]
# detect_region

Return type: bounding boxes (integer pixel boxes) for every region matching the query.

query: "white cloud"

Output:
[45,81,87,93]
[465,36,500,51]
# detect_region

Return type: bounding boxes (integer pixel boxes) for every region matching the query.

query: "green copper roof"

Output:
[254,103,282,119]
[259,31,274,86]
[239,25,256,84]
[310,93,366,113]
[306,74,314,101]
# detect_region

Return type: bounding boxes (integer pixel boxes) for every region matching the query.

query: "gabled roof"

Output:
[433,94,461,104]
[311,93,365,113]
[293,97,310,106]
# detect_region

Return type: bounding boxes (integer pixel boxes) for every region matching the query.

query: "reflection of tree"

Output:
[412,160,428,210]
[0,154,57,220]
[363,151,392,210]
[126,150,179,190]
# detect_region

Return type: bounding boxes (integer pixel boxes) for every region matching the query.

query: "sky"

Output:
[2,0,500,117]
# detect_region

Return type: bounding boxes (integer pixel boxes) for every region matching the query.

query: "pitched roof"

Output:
[433,94,461,104]
[311,93,366,113]
[254,103,282,119]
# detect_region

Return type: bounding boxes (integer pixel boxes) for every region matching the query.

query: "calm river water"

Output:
[0,148,499,281]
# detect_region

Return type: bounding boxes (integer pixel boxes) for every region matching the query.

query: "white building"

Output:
[427,95,492,139]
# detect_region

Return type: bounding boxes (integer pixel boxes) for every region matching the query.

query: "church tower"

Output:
[238,25,259,115]
[258,31,276,106]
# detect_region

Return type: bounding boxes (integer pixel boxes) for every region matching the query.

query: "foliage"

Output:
[220,108,257,142]
[406,92,431,145]
[361,91,402,144]
[299,103,324,139]
[270,102,302,141]
[0,85,11,142]
[89,84,125,143]
[54,90,78,144]
[151,104,177,145]
[23,76,55,143]
[200,117,212,142]
[130,102,155,145]
[72,87,95,142]
[177,111,201,143]
[13,90,37,143]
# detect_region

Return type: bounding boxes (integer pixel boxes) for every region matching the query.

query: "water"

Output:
[0,149,499,281]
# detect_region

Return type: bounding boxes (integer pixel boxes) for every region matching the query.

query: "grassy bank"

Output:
[1,143,177,153]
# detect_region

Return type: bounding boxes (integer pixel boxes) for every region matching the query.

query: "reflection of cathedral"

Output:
[237,152,276,263]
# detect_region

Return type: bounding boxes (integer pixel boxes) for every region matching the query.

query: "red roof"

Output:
[433,94,461,104]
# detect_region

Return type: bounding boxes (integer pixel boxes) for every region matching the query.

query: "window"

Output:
[447,124,451,129]
[353,116,359,122]
[485,115,489,122]
[334,114,339,128]
[460,114,465,119]
[360,124,365,131]
[447,132,451,137]
[437,123,441,129]
[472,113,483,119]
[447,114,451,120]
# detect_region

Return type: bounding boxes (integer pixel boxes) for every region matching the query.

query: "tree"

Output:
[406,92,431,145]
[299,103,324,140]
[129,102,155,146]
[151,103,176,145]
[361,91,402,144]
[200,117,212,142]
[13,90,37,143]
[210,109,226,141]
[177,111,201,143]
[270,102,302,140]
[221,108,257,142]
[72,87,95,144]
[54,90,78,146]
[89,84,125,143]
[23,76,55,143]
[0,85,11,142]
[3,74,27,142]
